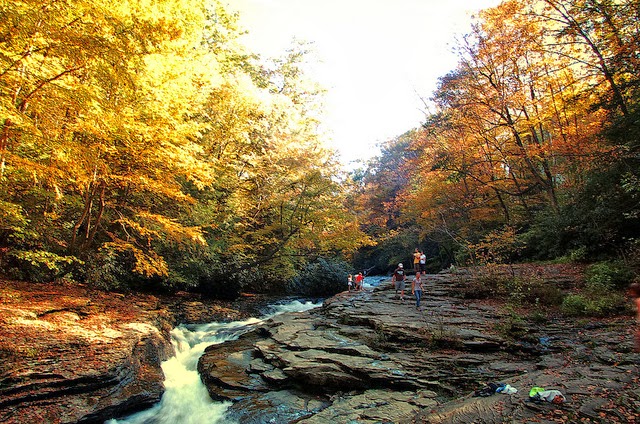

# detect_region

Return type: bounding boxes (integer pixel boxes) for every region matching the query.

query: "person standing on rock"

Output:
[391,263,406,301]
[347,274,353,292]
[419,250,427,273]
[413,248,421,272]
[412,272,423,309]
[355,272,364,291]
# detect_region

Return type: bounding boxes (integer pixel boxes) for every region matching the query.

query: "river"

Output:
[106,299,321,424]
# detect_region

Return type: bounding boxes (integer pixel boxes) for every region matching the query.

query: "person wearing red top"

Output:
[355,272,364,291]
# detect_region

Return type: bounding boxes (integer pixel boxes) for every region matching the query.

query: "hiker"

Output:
[419,250,427,273]
[413,248,421,272]
[347,274,353,292]
[391,263,406,301]
[629,282,640,352]
[355,272,364,291]
[412,271,423,309]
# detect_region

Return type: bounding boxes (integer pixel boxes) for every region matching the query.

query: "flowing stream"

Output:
[106,299,321,424]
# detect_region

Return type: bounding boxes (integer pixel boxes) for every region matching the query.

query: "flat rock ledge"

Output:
[198,267,640,423]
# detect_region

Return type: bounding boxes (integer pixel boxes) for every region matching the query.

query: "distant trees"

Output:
[0,0,367,295]
[354,0,639,268]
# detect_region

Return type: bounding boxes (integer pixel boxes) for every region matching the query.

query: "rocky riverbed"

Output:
[1,264,638,423]
[198,265,640,423]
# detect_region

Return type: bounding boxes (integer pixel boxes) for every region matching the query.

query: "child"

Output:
[355,272,364,291]
[347,274,353,292]
[629,282,640,352]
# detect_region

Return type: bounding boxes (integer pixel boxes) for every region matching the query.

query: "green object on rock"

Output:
[529,386,545,397]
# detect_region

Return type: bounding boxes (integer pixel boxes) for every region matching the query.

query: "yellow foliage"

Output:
[102,241,169,277]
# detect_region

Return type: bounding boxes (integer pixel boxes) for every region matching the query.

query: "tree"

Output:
[0,1,367,294]
[356,0,635,266]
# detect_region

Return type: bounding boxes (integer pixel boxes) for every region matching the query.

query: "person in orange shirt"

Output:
[413,248,421,272]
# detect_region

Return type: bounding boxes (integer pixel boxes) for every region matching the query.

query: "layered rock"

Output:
[198,266,639,423]
[0,280,287,423]
[0,280,175,423]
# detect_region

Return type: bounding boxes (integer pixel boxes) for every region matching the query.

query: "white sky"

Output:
[226,0,502,166]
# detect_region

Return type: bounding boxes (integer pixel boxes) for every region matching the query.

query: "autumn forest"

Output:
[1,0,639,298]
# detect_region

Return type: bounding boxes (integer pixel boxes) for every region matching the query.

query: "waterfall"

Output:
[106,299,321,424]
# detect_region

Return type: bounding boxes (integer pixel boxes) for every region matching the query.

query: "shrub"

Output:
[287,257,351,296]
[457,265,511,299]
[585,261,635,290]
[561,292,628,317]
[458,274,499,299]
[561,294,589,316]
[523,282,564,306]
[5,249,83,283]
[84,247,137,291]
[559,261,636,317]
[459,270,563,307]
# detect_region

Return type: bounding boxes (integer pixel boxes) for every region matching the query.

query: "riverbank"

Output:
[1,264,638,423]
[0,279,276,423]
[199,264,640,423]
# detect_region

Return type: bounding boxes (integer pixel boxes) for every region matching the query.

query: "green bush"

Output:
[84,247,139,291]
[287,257,351,296]
[458,275,500,299]
[561,292,628,317]
[585,261,635,290]
[559,261,634,317]
[561,294,589,316]
[459,271,564,307]
[5,249,83,283]
[521,280,564,306]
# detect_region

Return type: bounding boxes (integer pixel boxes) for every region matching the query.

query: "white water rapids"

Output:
[106,299,321,424]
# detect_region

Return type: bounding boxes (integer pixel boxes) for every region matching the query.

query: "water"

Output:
[362,276,387,289]
[106,299,321,424]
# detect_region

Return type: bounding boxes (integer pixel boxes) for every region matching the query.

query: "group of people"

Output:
[347,248,428,309]
[391,262,424,309]
[347,272,364,292]
[349,251,640,351]
[389,248,428,309]
[413,248,427,273]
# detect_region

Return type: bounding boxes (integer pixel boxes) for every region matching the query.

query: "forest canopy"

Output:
[2,0,638,297]
[352,0,640,274]
[0,0,369,296]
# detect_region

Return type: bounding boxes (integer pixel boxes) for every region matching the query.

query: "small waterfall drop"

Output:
[106,299,320,424]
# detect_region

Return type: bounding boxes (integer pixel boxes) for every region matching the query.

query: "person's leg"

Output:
[415,290,421,308]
